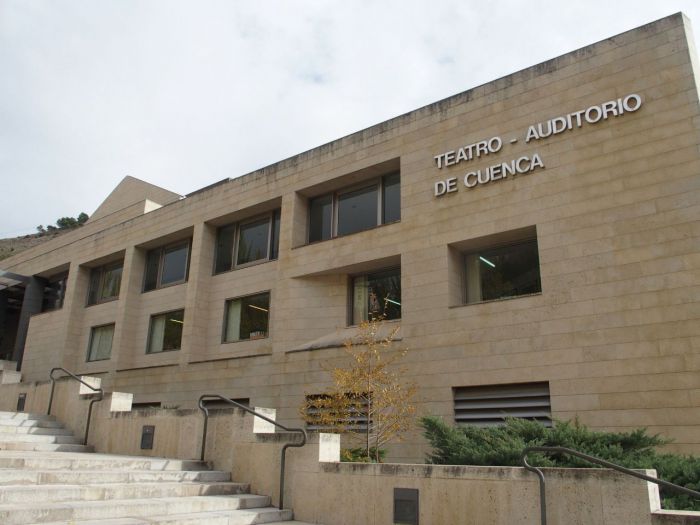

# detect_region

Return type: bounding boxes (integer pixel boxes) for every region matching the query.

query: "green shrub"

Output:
[340,447,386,463]
[420,416,699,511]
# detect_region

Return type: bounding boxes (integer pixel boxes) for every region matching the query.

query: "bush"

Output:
[340,447,387,463]
[420,416,699,511]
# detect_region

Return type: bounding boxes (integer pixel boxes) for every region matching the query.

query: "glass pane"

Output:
[162,310,184,351]
[226,293,270,342]
[88,324,114,361]
[160,243,189,285]
[87,269,101,305]
[215,224,236,273]
[100,265,122,300]
[470,240,541,302]
[382,173,400,224]
[309,194,332,242]
[270,209,281,260]
[237,218,270,266]
[337,185,378,237]
[144,250,160,291]
[147,315,165,353]
[353,268,401,323]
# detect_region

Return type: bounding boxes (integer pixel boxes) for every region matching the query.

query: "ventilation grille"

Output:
[305,394,369,432]
[453,382,551,427]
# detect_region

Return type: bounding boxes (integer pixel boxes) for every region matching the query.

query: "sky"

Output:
[1,0,700,237]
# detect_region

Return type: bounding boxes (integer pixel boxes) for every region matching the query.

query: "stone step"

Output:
[0,433,82,444]
[0,451,208,471]
[0,481,249,504]
[0,468,231,485]
[0,418,64,429]
[0,494,276,524]
[0,442,94,453]
[0,425,73,436]
[30,507,298,525]
[0,411,55,421]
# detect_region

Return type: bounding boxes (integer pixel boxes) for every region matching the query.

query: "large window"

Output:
[87,262,123,305]
[86,324,114,362]
[308,173,400,243]
[453,382,552,427]
[223,292,270,342]
[351,268,401,324]
[214,210,280,274]
[144,240,190,291]
[465,238,541,304]
[147,310,184,353]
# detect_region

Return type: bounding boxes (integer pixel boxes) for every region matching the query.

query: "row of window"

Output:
[86,291,272,362]
[86,236,541,325]
[86,173,402,304]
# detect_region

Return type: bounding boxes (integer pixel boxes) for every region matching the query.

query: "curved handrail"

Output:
[47,367,104,446]
[197,394,307,510]
[522,446,700,525]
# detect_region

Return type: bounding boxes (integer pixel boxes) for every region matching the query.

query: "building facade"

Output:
[1,13,699,461]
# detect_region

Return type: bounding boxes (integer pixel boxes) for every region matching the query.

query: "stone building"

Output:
[1,12,698,461]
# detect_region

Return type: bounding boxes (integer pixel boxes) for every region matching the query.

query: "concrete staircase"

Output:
[0,411,310,525]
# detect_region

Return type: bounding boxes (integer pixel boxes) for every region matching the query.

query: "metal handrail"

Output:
[522,446,700,525]
[47,367,104,446]
[197,394,307,510]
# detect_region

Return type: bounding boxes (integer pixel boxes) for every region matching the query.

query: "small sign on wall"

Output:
[140,425,155,450]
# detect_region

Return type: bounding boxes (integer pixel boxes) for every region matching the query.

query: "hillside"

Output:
[0,231,64,263]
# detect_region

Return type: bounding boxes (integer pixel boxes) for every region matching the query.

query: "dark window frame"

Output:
[146,308,185,354]
[86,323,115,362]
[463,237,542,305]
[349,266,401,326]
[214,210,281,274]
[87,261,123,306]
[143,239,191,292]
[308,172,400,244]
[222,291,271,343]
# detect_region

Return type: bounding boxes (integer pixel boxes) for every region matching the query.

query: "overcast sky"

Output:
[1,1,699,237]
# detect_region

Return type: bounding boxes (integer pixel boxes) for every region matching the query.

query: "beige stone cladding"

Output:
[2,13,700,461]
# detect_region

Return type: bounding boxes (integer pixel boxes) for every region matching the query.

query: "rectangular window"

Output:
[453,382,552,427]
[214,210,280,274]
[147,310,184,353]
[143,240,191,291]
[351,267,401,324]
[87,262,123,305]
[223,292,270,342]
[87,324,114,362]
[465,238,541,304]
[308,172,400,243]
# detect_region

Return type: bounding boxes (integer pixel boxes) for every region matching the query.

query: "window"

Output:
[147,310,184,353]
[453,382,552,427]
[87,262,123,305]
[308,172,400,243]
[351,268,401,324]
[87,324,114,362]
[465,238,541,304]
[223,292,270,342]
[144,240,190,291]
[41,271,69,312]
[214,210,280,274]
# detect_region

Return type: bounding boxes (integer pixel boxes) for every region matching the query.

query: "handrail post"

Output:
[197,394,307,509]
[46,367,105,446]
